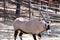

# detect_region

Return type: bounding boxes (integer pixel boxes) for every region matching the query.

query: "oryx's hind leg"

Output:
[14,30,18,40]
[32,34,37,40]
[19,31,23,40]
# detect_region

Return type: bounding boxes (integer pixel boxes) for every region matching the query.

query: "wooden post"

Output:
[49,0,53,7]
[33,0,40,2]
[15,0,21,18]
[3,0,6,21]
[29,0,31,18]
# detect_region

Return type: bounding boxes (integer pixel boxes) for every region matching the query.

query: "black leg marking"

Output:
[38,34,41,38]
[14,30,18,40]
[38,34,41,40]
[19,31,23,40]
[32,34,37,40]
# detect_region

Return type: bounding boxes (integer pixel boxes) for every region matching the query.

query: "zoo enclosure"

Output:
[0,0,60,21]
[0,0,60,40]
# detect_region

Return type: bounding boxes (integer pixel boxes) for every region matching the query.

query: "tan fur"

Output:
[13,17,46,34]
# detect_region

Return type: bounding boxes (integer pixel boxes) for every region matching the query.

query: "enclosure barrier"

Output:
[0,0,60,21]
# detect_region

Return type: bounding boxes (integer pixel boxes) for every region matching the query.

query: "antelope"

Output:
[13,17,51,40]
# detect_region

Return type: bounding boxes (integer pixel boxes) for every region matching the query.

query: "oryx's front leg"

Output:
[32,34,37,40]
[38,34,41,40]
[19,31,23,40]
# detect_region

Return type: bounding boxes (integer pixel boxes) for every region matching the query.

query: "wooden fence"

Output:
[0,0,60,21]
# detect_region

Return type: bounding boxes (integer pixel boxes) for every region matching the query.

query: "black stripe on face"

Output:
[46,25,50,30]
